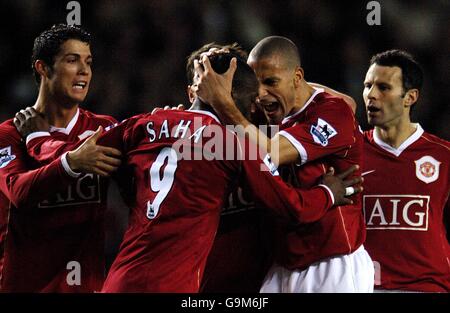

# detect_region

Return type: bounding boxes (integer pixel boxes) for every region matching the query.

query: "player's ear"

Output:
[403,88,419,108]
[294,66,304,87]
[35,60,52,80]
[187,85,196,104]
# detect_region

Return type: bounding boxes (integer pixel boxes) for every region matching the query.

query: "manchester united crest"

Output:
[415,156,440,184]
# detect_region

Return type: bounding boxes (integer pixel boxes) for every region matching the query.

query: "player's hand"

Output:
[194,54,237,110]
[199,47,230,59]
[66,126,122,177]
[320,165,363,206]
[151,104,185,114]
[13,107,50,138]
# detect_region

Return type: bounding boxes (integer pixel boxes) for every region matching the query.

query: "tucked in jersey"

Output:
[363,126,450,292]
[0,108,116,292]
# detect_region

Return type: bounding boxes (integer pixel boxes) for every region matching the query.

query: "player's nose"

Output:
[258,85,269,98]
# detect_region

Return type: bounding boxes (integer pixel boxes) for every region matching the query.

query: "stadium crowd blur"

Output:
[0,0,448,138]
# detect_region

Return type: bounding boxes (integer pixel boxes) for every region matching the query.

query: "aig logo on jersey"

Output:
[363,195,430,231]
[0,146,16,169]
[415,156,440,184]
[38,174,101,208]
[310,118,337,146]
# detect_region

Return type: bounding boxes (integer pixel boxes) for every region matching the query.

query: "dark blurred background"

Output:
[0,0,448,138]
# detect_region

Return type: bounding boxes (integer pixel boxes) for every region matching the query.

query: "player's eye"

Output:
[264,79,278,87]
[378,84,390,91]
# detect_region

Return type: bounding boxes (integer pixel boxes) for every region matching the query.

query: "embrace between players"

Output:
[0,24,448,293]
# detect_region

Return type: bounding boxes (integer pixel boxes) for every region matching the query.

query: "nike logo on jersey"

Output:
[362,170,376,176]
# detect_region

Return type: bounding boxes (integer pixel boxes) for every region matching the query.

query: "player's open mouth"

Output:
[262,102,279,113]
[73,81,87,90]
[367,106,381,113]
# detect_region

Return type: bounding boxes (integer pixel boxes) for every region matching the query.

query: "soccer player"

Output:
[185,43,271,292]
[361,50,449,292]
[187,43,361,292]
[195,36,374,292]
[19,51,362,292]
[0,24,121,292]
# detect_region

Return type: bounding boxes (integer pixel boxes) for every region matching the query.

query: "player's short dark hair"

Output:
[31,24,91,84]
[370,49,423,94]
[198,52,258,118]
[186,42,248,85]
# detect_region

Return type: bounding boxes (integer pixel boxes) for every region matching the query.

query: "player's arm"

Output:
[194,55,300,167]
[14,107,122,177]
[242,154,362,224]
[235,134,362,224]
[194,56,356,167]
[0,130,80,208]
[24,128,122,177]
[275,106,357,166]
[308,82,357,113]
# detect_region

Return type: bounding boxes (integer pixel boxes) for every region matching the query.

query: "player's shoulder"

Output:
[309,91,353,118]
[79,108,118,124]
[189,109,222,125]
[0,119,20,141]
[316,91,351,109]
[153,108,222,126]
[0,118,15,131]
[421,130,450,153]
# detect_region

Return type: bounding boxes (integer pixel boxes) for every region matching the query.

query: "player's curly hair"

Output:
[185,42,248,85]
[31,24,91,84]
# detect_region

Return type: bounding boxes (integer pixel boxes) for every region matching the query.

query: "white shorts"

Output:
[260,245,374,293]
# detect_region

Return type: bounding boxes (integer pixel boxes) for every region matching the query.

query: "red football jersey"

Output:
[25,109,336,292]
[0,108,116,292]
[275,88,366,270]
[95,109,335,292]
[200,188,271,293]
[363,126,450,292]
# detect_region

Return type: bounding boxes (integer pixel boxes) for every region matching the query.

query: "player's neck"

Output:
[291,82,315,115]
[375,118,417,149]
[33,90,79,128]
[190,98,216,115]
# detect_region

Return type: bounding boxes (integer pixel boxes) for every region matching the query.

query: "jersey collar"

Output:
[281,87,324,125]
[188,109,221,124]
[49,108,80,135]
[373,123,424,157]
